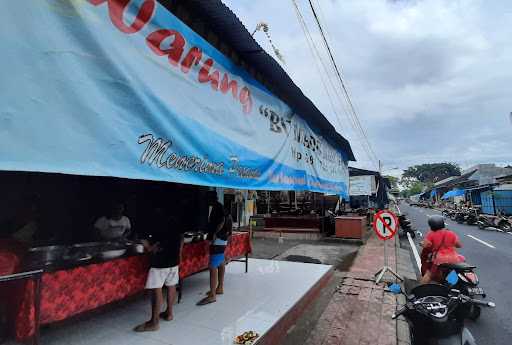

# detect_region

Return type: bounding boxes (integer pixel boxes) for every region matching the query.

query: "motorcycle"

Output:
[476,212,512,232]
[454,211,466,224]
[438,262,485,320]
[398,214,417,238]
[464,209,479,225]
[390,279,495,345]
[442,209,457,219]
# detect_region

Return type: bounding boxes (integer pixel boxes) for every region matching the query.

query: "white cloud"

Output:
[222,0,512,170]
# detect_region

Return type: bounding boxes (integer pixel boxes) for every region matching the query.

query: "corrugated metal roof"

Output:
[348,167,380,176]
[434,170,477,188]
[159,0,355,160]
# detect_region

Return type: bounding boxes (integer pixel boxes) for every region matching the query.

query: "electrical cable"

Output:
[306,0,379,168]
[290,0,346,133]
[291,0,377,168]
[291,0,373,164]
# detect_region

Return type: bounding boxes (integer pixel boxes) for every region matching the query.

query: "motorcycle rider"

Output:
[420,215,465,283]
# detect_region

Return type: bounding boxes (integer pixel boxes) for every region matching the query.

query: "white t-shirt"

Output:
[94,216,131,240]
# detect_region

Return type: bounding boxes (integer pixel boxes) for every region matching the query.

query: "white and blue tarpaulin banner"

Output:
[0,0,349,197]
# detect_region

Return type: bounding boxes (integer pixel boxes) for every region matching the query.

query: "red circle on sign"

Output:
[373,210,399,241]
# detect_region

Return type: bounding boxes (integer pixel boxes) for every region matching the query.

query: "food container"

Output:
[62,253,93,263]
[134,244,144,254]
[184,237,193,244]
[71,242,106,258]
[127,242,144,254]
[99,248,127,260]
[27,245,68,263]
[99,244,127,259]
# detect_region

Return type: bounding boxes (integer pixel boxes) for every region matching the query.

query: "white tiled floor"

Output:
[16,259,331,345]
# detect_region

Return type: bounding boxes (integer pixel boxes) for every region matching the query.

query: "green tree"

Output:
[408,181,424,196]
[401,163,461,187]
[384,175,399,189]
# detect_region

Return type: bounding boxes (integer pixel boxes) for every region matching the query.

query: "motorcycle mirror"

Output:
[446,270,459,286]
[388,283,402,294]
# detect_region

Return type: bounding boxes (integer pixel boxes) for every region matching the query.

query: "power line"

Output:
[290,0,376,168]
[305,0,379,168]
[290,0,346,133]
[308,0,377,166]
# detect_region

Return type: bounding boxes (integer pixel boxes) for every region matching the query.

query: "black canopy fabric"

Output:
[159,0,355,161]
[375,175,389,209]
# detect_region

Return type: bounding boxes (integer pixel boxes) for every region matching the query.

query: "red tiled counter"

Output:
[13,232,251,341]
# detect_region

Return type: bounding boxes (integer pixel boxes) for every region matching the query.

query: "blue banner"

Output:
[0,0,349,197]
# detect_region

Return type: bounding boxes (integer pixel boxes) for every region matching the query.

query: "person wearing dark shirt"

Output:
[214,206,233,294]
[135,210,184,332]
[197,192,232,306]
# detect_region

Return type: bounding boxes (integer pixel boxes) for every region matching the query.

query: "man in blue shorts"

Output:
[197,192,232,305]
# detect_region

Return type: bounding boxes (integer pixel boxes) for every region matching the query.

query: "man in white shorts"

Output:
[135,211,184,332]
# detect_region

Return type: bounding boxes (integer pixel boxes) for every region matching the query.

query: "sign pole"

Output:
[373,210,403,284]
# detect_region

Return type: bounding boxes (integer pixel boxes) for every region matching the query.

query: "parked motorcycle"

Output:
[454,210,466,224]
[464,209,479,225]
[391,279,495,345]
[442,209,457,219]
[438,262,485,320]
[476,212,512,232]
[398,214,418,238]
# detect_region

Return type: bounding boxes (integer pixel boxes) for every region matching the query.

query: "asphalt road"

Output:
[399,202,512,345]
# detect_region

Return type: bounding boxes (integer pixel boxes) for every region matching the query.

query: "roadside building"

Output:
[432,164,512,213]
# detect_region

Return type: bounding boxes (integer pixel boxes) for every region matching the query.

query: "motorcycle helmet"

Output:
[428,215,445,231]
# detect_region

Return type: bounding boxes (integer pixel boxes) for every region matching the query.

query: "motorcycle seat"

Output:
[438,262,476,271]
[404,279,449,298]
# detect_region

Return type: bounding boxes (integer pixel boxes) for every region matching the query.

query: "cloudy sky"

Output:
[222,0,512,174]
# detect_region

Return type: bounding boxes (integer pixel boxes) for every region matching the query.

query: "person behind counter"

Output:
[94,202,132,241]
[197,193,232,306]
[134,209,184,333]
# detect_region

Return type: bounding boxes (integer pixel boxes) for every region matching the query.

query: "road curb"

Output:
[394,232,417,345]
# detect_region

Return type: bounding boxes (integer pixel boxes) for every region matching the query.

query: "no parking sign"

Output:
[373,210,399,240]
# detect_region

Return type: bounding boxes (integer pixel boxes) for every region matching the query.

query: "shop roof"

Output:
[433,169,477,188]
[159,0,355,161]
[496,173,512,183]
[348,167,380,177]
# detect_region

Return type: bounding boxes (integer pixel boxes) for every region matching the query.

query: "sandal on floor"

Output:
[134,322,159,332]
[196,296,216,306]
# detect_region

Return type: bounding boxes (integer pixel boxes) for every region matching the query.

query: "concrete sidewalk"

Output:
[303,233,416,345]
